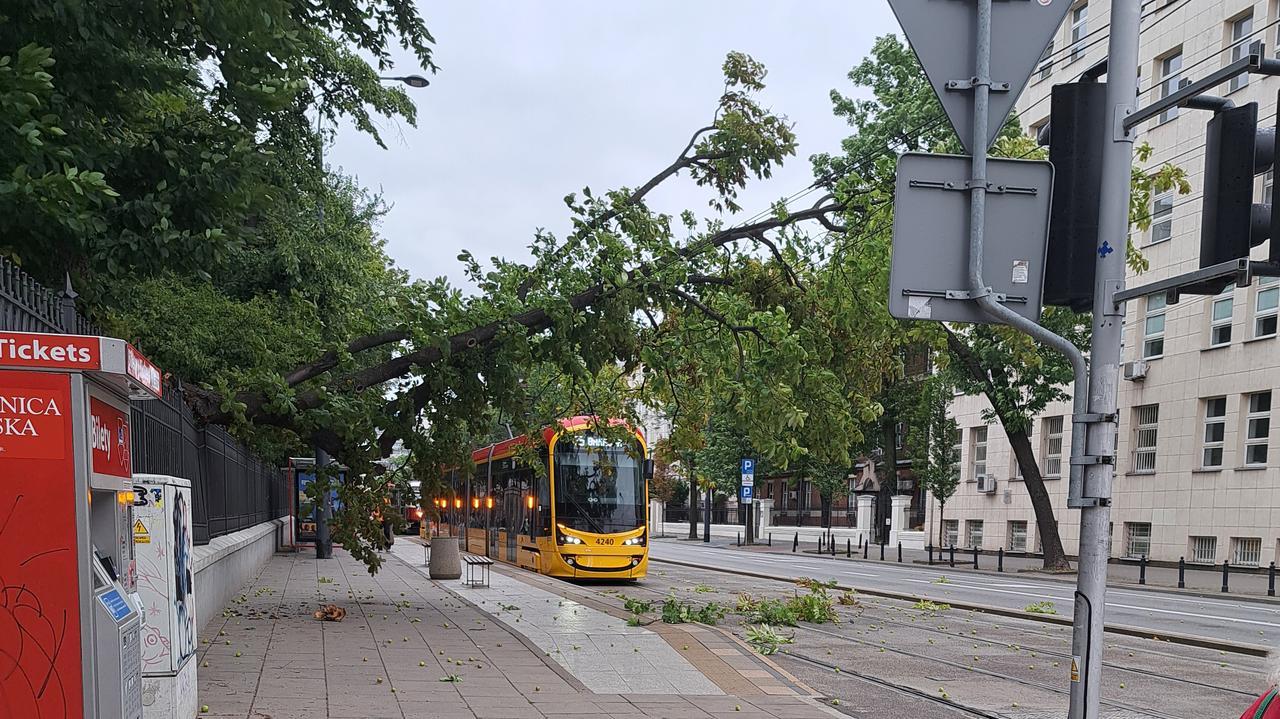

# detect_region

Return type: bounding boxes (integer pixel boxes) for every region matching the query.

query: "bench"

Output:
[461,554,494,587]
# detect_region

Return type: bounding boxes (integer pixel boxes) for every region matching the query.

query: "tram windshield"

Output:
[553,432,645,534]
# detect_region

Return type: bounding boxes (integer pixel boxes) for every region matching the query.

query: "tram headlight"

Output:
[621,535,646,546]
[558,534,583,545]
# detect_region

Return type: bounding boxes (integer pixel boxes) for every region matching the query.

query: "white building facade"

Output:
[930,0,1280,567]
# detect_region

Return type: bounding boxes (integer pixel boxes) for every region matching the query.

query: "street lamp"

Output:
[380,74,430,88]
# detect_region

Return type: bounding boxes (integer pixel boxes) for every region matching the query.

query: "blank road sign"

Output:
[888,0,1073,154]
[888,152,1053,325]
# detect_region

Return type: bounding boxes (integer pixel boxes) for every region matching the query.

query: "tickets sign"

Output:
[0,331,100,370]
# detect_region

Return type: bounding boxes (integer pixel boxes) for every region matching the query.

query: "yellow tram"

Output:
[430,417,652,579]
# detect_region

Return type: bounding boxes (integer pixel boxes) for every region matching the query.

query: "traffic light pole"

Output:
[1069,3,1140,719]
[957,3,1133,716]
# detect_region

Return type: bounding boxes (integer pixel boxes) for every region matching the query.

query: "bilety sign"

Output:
[126,343,163,397]
[0,331,101,370]
[90,395,132,478]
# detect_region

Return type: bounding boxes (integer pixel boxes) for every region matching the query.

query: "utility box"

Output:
[133,474,198,719]
[0,330,162,719]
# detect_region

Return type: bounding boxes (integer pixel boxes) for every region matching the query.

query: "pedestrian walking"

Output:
[1239,655,1280,718]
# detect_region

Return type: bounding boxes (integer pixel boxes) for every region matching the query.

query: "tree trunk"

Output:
[937,501,946,547]
[1008,429,1072,570]
[820,494,832,528]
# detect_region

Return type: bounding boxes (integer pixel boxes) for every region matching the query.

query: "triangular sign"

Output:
[888,0,1074,154]
[133,519,147,534]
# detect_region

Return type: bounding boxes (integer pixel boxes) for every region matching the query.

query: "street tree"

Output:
[905,375,961,548]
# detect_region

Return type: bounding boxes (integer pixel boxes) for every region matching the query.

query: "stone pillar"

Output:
[889,494,911,546]
[856,495,874,546]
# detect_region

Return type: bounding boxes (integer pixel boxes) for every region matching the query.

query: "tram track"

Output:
[627,561,1261,717]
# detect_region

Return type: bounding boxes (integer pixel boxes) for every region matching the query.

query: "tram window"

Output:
[537,458,552,536]
[553,433,645,535]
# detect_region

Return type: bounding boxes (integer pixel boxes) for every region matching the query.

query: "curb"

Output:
[677,539,1280,607]
[650,556,1272,658]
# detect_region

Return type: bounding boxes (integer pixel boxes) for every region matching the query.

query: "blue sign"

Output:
[741,485,753,501]
[741,458,754,474]
[98,588,132,622]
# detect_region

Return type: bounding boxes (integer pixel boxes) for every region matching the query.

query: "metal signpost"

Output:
[741,458,755,544]
[887,2,1139,717]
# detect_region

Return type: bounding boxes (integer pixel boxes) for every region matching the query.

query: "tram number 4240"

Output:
[594,538,616,545]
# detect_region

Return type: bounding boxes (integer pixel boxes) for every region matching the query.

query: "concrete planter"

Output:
[428,536,462,580]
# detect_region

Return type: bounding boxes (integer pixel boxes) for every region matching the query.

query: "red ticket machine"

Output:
[0,331,163,719]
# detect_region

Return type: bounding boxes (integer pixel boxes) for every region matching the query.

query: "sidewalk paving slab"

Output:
[196,544,844,719]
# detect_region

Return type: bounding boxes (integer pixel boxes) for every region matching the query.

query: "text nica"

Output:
[0,395,63,436]
[0,337,94,363]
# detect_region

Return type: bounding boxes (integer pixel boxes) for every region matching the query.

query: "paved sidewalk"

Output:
[196,546,841,719]
[662,528,1280,599]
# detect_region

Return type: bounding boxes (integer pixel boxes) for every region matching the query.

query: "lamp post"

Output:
[379,74,431,88]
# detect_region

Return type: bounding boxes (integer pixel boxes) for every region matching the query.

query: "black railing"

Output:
[1,256,285,545]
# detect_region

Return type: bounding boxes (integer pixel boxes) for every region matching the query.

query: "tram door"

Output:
[487,460,502,559]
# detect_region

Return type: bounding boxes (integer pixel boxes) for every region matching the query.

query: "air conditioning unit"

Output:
[1122,360,1149,381]
[976,475,997,494]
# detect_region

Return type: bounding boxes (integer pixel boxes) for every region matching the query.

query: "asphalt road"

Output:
[649,539,1280,650]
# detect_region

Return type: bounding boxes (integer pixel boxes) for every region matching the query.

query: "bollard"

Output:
[768,532,772,547]
[847,538,852,558]
[831,535,836,556]
[792,532,798,553]
[928,543,934,566]
[880,540,886,561]
[864,540,869,559]
[1269,562,1276,597]
[949,544,955,568]
[818,534,823,553]
[1178,557,1186,589]
[898,542,903,563]
[737,532,741,547]
[997,547,1004,573]
[1221,560,1230,593]
[973,546,979,570]
[1138,555,1147,585]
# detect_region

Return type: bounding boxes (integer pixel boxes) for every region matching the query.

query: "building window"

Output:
[970,426,988,481]
[949,428,962,483]
[1210,284,1234,347]
[894,422,905,451]
[1042,416,1064,478]
[1037,40,1055,81]
[1150,192,1173,243]
[1233,537,1262,567]
[943,519,959,548]
[967,520,984,549]
[1244,391,1271,466]
[1143,293,1167,359]
[1255,276,1278,338]
[1203,396,1227,468]
[1132,404,1159,473]
[1157,50,1182,123]
[1266,170,1274,206]
[1008,521,1028,552]
[1229,13,1254,93]
[1069,3,1088,62]
[1190,536,1217,564]
[1125,523,1151,558]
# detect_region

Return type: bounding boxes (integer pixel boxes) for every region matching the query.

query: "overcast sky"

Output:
[326,2,900,291]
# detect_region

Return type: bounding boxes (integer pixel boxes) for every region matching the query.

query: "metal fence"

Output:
[0,256,286,545]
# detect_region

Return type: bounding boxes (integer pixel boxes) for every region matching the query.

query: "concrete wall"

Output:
[193,518,287,630]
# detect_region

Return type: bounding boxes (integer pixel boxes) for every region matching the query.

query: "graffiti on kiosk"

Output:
[171,490,195,663]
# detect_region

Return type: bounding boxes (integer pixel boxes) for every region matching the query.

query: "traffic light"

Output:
[1200,96,1280,270]
[1043,82,1107,312]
